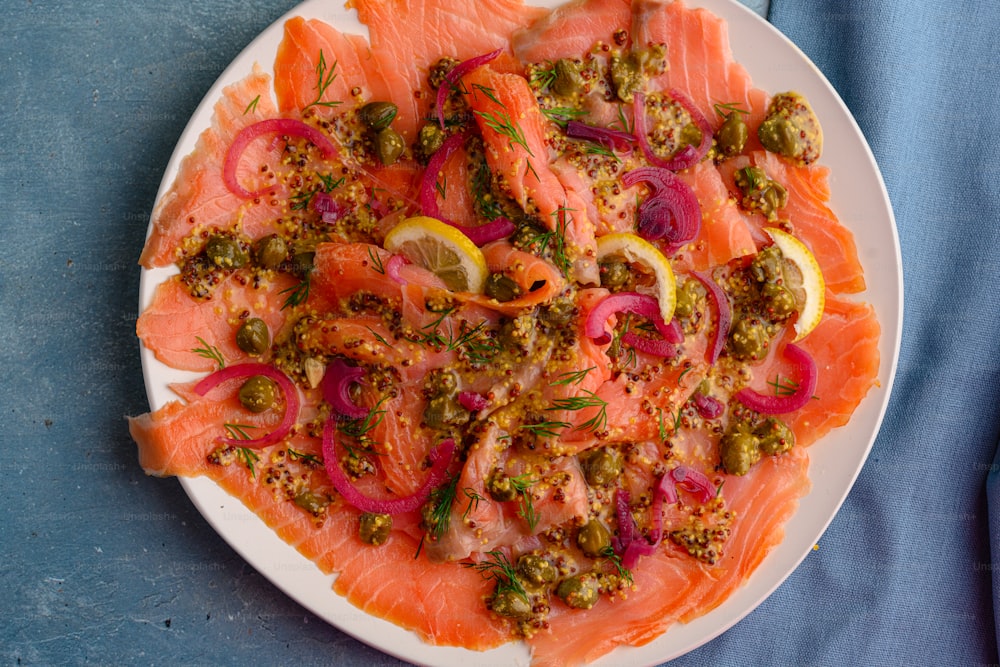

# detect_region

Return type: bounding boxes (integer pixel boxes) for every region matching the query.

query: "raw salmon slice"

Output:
[512,0,632,64]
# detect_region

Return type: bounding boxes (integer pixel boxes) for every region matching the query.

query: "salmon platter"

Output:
[131,0,901,664]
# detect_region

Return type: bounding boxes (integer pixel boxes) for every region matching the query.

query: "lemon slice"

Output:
[596,232,676,323]
[383,216,489,293]
[764,227,825,340]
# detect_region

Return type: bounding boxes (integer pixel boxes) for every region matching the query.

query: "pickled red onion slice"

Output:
[690,271,731,366]
[320,358,368,420]
[735,343,818,413]
[436,48,503,129]
[193,363,300,448]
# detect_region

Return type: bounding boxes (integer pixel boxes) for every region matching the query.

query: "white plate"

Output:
[139,0,903,664]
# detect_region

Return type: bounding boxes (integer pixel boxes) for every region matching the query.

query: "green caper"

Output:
[517,554,557,587]
[551,58,583,97]
[757,91,822,165]
[749,245,785,284]
[761,282,796,320]
[720,429,761,476]
[610,52,642,103]
[423,395,469,429]
[235,317,269,356]
[417,123,446,162]
[428,57,459,89]
[576,520,611,557]
[238,375,277,413]
[375,127,405,165]
[556,573,600,609]
[359,512,392,545]
[358,101,398,131]
[294,489,329,514]
[252,234,288,270]
[716,112,748,159]
[288,250,315,279]
[677,122,703,153]
[484,273,522,303]
[486,469,517,502]
[538,295,577,328]
[674,278,702,319]
[581,448,623,487]
[599,259,630,291]
[425,368,459,397]
[755,417,795,455]
[510,221,546,249]
[490,588,532,620]
[205,235,249,269]
[499,313,536,352]
[727,317,768,360]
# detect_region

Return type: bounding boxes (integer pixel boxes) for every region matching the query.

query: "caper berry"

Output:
[238,375,277,413]
[551,58,583,97]
[205,235,248,269]
[599,259,630,291]
[556,573,600,609]
[417,123,446,162]
[720,430,761,476]
[359,512,392,545]
[375,127,405,165]
[755,417,795,455]
[577,520,611,557]
[728,317,768,360]
[235,317,269,356]
[358,101,398,131]
[484,273,522,303]
[757,91,822,165]
[486,469,517,502]
[517,554,557,587]
[716,112,748,159]
[582,447,623,487]
[490,588,532,620]
[253,234,287,270]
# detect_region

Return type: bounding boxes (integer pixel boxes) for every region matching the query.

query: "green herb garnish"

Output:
[547,390,608,434]
[600,545,634,585]
[462,550,529,602]
[280,274,311,310]
[243,95,260,115]
[192,336,225,369]
[509,475,539,531]
[304,50,342,111]
[287,448,322,466]
[550,366,596,387]
[475,110,534,157]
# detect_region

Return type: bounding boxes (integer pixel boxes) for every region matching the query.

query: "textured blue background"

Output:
[3,0,998,665]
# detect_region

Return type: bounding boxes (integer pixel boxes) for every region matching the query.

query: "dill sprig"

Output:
[471,83,501,106]
[287,448,322,466]
[236,447,260,479]
[462,550,529,602]
[520,419,571,439]
[584,142,619,161]
[531,209,572,277]
[304,50,342,111]
[452,320,500,365]
[337,394,389,445]
[434,174,447,200]
[600,545,634,585]
[290,173,345,211]
[365,326,392,348]
[280,274,311,310]
[224,423,256,440]
[472,160,504,220]
[509,475,539,531]
[366,246,385,275]
[426,473,460,540]
[192,337,225,369]
[768,374,800,397]
[610,104,633,134]
[547,389,608,433]
[673,407,684,432]
[243,95,260,116]
[475,110,534,157]
[713,101,749,118]
[677,365,695,385]
[549,366,595,387]
[541,106,587,128]
[529,62,558,90]
[462,487,486,520]
[657,407,668,441]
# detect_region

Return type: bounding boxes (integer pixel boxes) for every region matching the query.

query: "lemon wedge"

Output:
[764,227,825,341]
[596,232,676,323]
[383,216,488,293]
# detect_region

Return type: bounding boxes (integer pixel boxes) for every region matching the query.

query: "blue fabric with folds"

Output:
[681,1,1000,665]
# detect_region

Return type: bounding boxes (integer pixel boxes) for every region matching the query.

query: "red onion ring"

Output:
[566,120,635,154]
[621,332,677,358]
[436,48,503,129]
[621,166,701,252]
[690,271,731,366]
[735,343,818,414]
[321,418,455,515]
[584,292,675,345]
[448,217,516,246]
[670,466,715,504]
[632,90,712,171]
[223,119,339,199]
[193,363,300,448]
[384,254,409,285]
[320,358,368,420]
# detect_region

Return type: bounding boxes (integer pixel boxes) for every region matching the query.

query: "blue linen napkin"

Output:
[679,1,1000,664]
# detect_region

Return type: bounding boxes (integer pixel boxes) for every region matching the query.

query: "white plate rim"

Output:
[138,0,904,664]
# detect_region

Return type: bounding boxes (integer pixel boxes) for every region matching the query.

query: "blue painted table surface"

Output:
[5,0,1000,666]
